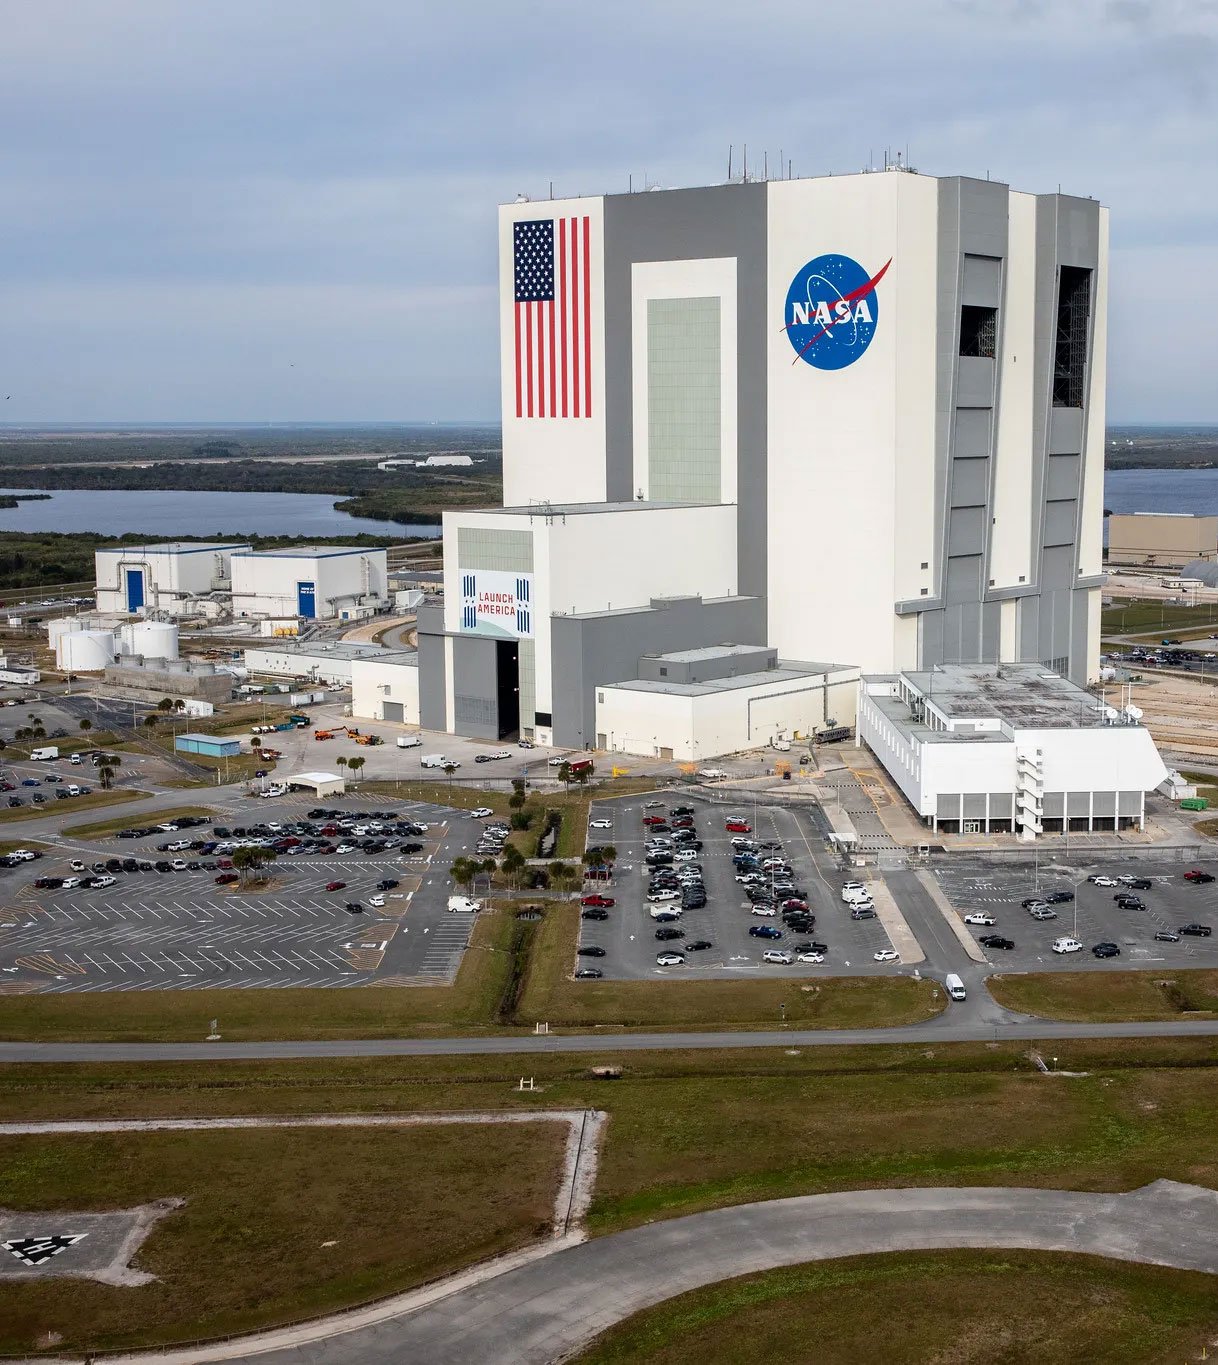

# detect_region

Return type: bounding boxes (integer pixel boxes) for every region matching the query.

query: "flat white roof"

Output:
[285,771,344,783]
[232,546,384,559]
[98,542,248,555]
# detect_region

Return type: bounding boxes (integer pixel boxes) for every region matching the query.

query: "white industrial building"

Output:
[95,543,248,616]
[350,655,420,725]
[244,640,412,686]
[858,665,1169,839]
[596,646,858,761]
[230,547,388,621]
[412,162,1156,775]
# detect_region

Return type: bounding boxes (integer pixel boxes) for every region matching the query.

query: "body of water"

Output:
[1103,467,1218,516]
[0,487,439,539]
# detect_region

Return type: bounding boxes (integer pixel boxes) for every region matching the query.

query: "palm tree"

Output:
[78,718,92,734]
[232,845,276,887]
[449,856,475,893]
[501,844,526,894]
[335,755,349,774]
[443,762,457,791]
[96,756,120,790]
[157,697,175,713]
[347,755,365,786]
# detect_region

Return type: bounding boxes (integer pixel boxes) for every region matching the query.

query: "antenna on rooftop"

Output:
[727,145,732,181]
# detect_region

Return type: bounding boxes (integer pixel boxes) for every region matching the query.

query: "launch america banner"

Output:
[460,570,534,639]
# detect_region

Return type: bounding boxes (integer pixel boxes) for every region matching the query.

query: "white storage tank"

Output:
[131,621,179,660]
[47,617,86,648]
[58,629,117,672]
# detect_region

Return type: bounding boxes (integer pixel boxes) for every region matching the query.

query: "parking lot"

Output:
[0,795,487,992]
[934,859,1218,971]
[574,794,902,980]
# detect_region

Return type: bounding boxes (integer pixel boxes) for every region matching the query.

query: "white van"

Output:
[841,886,873,904]
[447,895,481,914]
[1052,937,1084,954]
[944,973,967,1001]
[396,735,422,749]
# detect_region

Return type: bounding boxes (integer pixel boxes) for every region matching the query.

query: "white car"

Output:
[648,905,682,919]
[335,844,356,855]
[92,874,117,888]
[842,881,867,892]
[963,913,996,926]
[735,872,763,884]
[873,949,900,963]
[656,952,685,966]
[589,818,613,830]
[762,950,793,965]
[643,801,663,809]
[470,807,494,819]
[368,894,385,908]
[1089,876,1119,888]
[69,860,86,872]
[170,860,187,871]
[61,876,82,889]
[647,888,680,902]
[796,951,825,964]
[673,849,698,862]
[1052,937,1084,954]
[11,849,37,861]
[750,905,777,916]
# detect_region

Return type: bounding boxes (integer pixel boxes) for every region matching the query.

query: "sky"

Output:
[1,0,1216,424]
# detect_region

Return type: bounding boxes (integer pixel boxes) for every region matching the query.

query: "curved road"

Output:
[3,1016,1218,1064]
[104,1181,1218,1365]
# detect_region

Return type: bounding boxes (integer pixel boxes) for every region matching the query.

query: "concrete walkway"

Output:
[85,1180,1218,1365]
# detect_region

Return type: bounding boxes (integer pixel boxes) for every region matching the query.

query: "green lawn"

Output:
[577,1251,1218,1365]
[0,1122,565,1355]
[0,788,144,824]
[60,804,217,839]
[1101,599,1218,634]
[987,969,1218,1021]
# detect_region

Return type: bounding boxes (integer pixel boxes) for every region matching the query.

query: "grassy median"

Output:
[577,1251,1218,1365]
[0,788,145,824]
[0,1121,565,1356]
[60,803,217,839]
[988,969,1218,1021]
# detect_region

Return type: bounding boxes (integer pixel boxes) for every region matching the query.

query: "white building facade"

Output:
[350,656,420,725]
[418,166,1111,758]
[858,665,1168,839]
[95,543,248,616]
[231,547,388,621]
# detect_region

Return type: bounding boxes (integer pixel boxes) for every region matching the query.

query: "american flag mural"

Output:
[513,216,592,419]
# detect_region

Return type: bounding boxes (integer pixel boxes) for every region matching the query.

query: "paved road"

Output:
[105,1180,1218,1364]
[4,1015,1218,1064]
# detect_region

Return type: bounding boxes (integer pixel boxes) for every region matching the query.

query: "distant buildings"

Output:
[1107,513,1218,568]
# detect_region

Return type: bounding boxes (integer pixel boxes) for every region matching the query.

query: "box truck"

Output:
[29,746,59,761]
[396,735,422,749]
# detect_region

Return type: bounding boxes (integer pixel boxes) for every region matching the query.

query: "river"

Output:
[0,487,439,539]
[1103,468,1218,516]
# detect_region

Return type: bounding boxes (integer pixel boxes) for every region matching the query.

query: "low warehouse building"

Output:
[595,646,859,761]
[244,641,414,687]
[175,733,241,759]
[858,664,1169,839]
[281,770,345,797]
[230,547,388,621]
[103,657,234,704]
[351,654,420,725]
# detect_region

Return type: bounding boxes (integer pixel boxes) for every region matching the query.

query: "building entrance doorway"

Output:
[495,640,520,741]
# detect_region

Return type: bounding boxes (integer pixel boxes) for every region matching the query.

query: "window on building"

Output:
[959,305,997,358]
[659,667,667,677]
[534,710,552,727]
[1052,266,1091,407]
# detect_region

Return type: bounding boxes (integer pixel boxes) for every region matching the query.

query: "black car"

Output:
[792,941,829,955]
[681,895,707,910]
[1092,942,1121,958]
[1120,878,1152,891]
[980,934,1015,949]
[1021,897,1048,909]
[1115,895,1146,910]
[1179,923,1213,937]
[577,945,606,958]
[376,878,399,891]
[1045,890,1074,904]
[154,860,171,872]
[574,968,603,979]
[655,927,683,941]
[7,797,20,807]
[32,793,46,803]
[581,908,610,921]
[684,940,713,951]
[345,903,364,914]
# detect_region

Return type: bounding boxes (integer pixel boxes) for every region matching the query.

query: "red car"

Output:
[781,898,809,911]
[643,815,667,826]
[671,816,695,829]
[725,820,752,833]
[217,858,234,869]
[1184,869,1216,884]
[326,880,347,892]
[581,894,616,908]
[214,873,239,885]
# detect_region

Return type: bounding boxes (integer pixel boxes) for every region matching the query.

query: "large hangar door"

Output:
[495,640,519,741]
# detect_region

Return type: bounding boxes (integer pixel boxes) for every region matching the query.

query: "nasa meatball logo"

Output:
[783,253,892,370]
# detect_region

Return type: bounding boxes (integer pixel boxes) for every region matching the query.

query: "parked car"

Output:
[1184,869,1215,884]
[656,953,685,966]
[1153,929,1181,942]
[749,925,783,940]
[577,945,607,958]
[574,967,603,979]
[1179,923,1213,937]
[963,913,995,926]
[1052,937,1084,953]
[325,881,347,892]
[873,948,900,963]
[581,894,615,908]
[762,950,793,965]
[1092,941,1121,958]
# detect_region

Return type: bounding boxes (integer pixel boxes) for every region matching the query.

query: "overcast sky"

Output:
[1,0,1215,424]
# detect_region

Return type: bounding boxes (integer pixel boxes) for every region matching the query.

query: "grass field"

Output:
[0,902,939,1040]
[576,1251,1218,1365]
[516,902,941,1030]
[1102,599,1218,634]
[0,1040,1215,1234]
[0,1122,565,1355]
[61,803,216,839]
[0,787,144,824]
[0,839,48,855]
[987,969,1218,1021]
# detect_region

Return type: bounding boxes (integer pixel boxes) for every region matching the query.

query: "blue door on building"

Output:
[125,569,145,611]
[297,581,316,618]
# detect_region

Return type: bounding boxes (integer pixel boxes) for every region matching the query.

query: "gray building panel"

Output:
[451,635,501,742]
[550,594,766,748]
[415,605,448,732]
[602,183,768,598]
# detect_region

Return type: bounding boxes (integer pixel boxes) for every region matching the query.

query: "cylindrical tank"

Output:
[47,617,86,647]
[59,630,117,672]
[132,621,179,660]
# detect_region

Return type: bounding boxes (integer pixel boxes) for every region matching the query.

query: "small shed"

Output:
[175,733,241,758]
[282,770,346,797]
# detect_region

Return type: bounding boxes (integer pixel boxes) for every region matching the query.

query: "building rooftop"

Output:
[865,663,1138,744]
[604,660,847,697]
[247,641,416,663]
[97,542,249,555]
[231,546,384,559]
[644,643,769,664]
[467,501,734,519]
[562,594,761,622]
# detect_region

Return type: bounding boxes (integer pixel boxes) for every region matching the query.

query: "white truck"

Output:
[421,753,457,769]
[944,973,967,1002]
[29,746,59,761]
[447,895,481,914]
[396,735,423,749]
